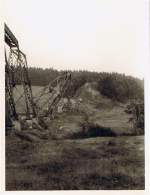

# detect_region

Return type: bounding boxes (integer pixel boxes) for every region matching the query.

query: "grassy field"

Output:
[6,135,144,190]
[6,84,144,190]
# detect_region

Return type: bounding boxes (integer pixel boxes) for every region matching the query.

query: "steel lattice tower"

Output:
[5,24,36,120]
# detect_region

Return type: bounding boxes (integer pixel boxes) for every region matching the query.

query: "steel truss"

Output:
[5,24,36,120]
[5,23,71,124]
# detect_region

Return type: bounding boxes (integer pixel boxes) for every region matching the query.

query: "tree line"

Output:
[15,67,144,102]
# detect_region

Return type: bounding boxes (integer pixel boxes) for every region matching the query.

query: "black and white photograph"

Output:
[1,0,149,192]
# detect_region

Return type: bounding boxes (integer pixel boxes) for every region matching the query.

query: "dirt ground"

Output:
[6,135,144,190]
[6,84,144,190]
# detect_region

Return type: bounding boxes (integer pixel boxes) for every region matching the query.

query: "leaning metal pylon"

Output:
[33,72,71,118]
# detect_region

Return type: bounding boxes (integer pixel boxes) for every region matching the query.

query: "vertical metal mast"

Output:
[5,50,18,120]
[5,23,36,119]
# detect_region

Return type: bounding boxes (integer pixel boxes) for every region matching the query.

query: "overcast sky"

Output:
[4,0,148,78]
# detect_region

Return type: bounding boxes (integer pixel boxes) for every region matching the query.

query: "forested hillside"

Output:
[14,67,144,102]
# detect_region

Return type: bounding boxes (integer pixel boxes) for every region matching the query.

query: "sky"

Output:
[4,0,148,78]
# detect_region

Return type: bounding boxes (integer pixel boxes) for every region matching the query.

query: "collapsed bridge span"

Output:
[5,24,71,131]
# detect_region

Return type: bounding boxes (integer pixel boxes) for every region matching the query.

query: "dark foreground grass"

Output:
[6,135,144,190]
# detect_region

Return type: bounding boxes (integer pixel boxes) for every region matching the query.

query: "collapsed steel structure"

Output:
[5,24,71,125]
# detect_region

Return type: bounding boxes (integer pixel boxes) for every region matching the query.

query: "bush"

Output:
[71,123,116,139]
[98,74,144,102]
